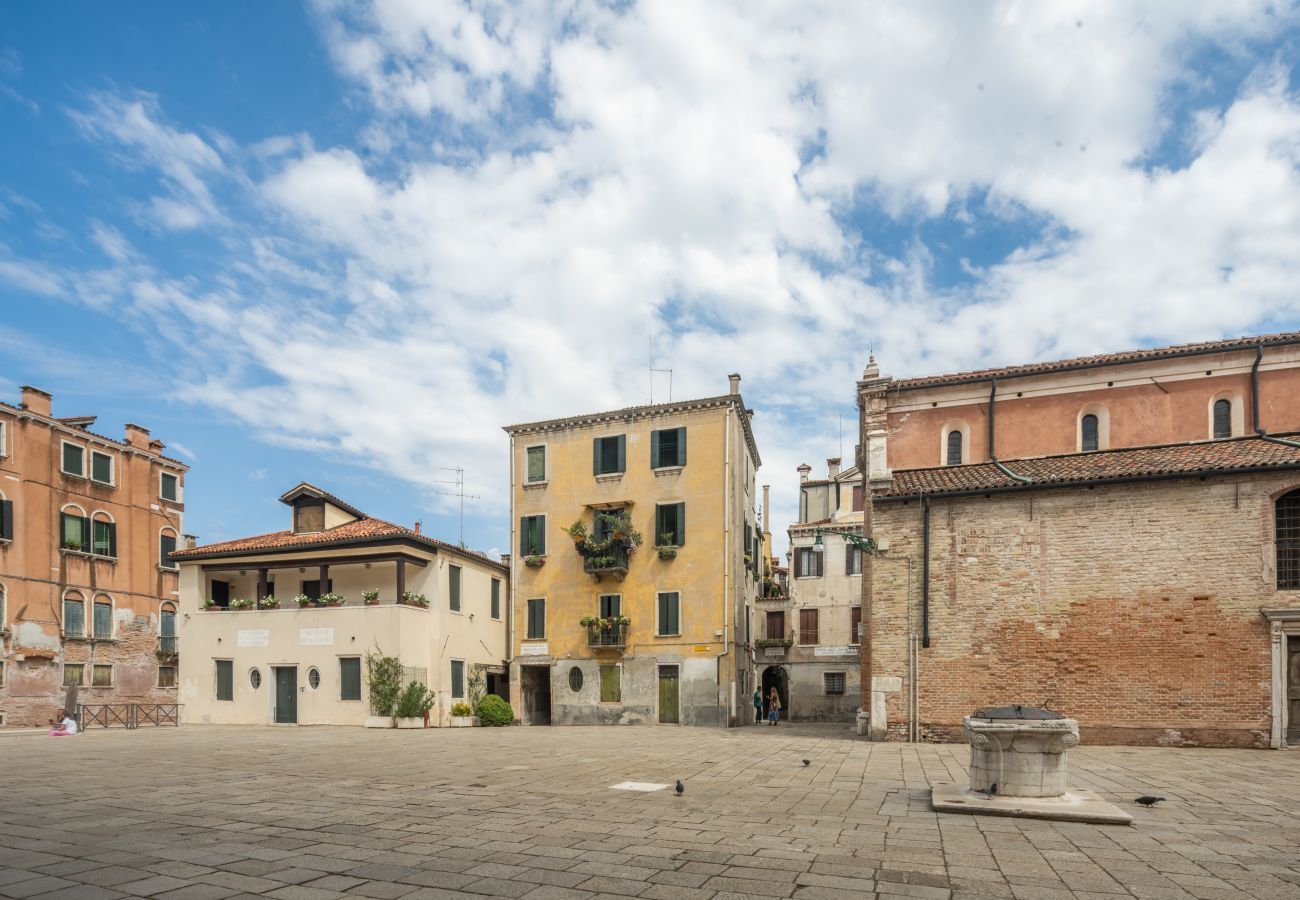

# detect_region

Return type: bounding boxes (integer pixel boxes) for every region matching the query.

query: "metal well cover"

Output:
[973,704,1063,720]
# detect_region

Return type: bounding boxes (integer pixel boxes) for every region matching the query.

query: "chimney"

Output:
[500,553,511,567]
[124,423,151,450]
[19,385,51,417]
[414,521,422,535]
[728,373,741,395]
[827,457,841,480]
[797,463,812,484]
[762,485,770,534]
[181,534,198,550]
[148,439,167,454]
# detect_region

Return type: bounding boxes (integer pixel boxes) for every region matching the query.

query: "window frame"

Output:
[60,506,89,553]
[339,657,362,701]
[92,597,114,640]
[598,664,621,703]
[62,591,86,638]
[651,426,687,469]
[158,665,177,688]
[525,443,547,484]
[91,663,113,687]
[490,578,501,619]
[655,502,686,547]
[160,471,180,503]
[215,659,234,701]
[656,591,681,637]
[1277,488,1300,591]
[794,547,823,578]
[91,512,117,559]
[851,606,862,646]
[448,564,462,612]
[0,418,6,458]
[1081,414,1100,452]
[63,663,85,687]
[945,430,963,466]
[0,492,11,542]
[823,671,846,695]
[451,659,466,699]
[159,529,179,571]
[598,593,621,619]
[593,434,626,476]
[60,441,86,478]
[520,514,546,557]
[89,449,115,486]
[525,597,546,640]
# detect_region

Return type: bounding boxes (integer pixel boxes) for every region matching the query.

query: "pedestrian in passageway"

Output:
[767,687,781,725]
[753,687,763,723]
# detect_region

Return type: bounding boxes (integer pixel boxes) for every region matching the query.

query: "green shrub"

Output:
[366,653,404,716]
[476,694,513,727]
[394,681,435,719]
[451,701,473,717]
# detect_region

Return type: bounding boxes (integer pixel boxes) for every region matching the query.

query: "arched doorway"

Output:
[762,665,789,720]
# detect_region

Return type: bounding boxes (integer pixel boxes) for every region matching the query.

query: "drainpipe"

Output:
[921,496,931,648]
[988,378,1033,484]
[1252,344,1300,449]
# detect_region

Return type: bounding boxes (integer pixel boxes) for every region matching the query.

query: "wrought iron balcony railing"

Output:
[583,544,630,580]
[587,622,628,648]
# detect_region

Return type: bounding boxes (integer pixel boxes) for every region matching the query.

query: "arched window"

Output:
[1213,399,1232,439]
[62,589,87,638]
[159,528,178,571]
[160,603,177,654]
[60,504,89,552]
[92,594,114,639]
[1279,489,1300,590]
[946,430,963,466]
[1081,414,1099,452]
[91,511,116,558]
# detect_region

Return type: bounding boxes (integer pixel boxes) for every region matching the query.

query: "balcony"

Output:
[755,633,793,658]
[583,544,630,581]
[587,621,629,649]
[156,636,178,662]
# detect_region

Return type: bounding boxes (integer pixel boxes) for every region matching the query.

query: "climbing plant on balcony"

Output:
[564,509,643,559]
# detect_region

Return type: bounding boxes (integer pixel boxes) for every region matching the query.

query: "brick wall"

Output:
[866,472,1299,748]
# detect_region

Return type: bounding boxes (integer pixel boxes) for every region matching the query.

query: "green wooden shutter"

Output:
[0,499,12,541]
[593,438,601,475]
[449,566,461,611]
[599,665,620,702]
[535,517,545,555]
[215,660,233,701]
[521,517,530,555]
[616,435,626,472]
[677,427,686,465]
[650,430,661,469]
[340,658,361,700]
[107,522,117,559]
[676,503,685,545]
[491,579,500,618]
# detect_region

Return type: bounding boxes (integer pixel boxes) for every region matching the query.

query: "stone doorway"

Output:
[1264,609,1300,748]
[521,665,551,725]
[762,665,789,721]
[1290,637,1300,747]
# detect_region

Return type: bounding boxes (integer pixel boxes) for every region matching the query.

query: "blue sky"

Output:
[3,1,1300,555]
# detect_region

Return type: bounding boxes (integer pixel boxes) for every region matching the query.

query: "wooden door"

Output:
[658,666,679,724]
[1288,638,1300,743]
[274,667,297,724]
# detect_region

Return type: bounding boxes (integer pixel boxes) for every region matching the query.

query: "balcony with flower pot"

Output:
[582,616,630,649]
[564,509,641,583]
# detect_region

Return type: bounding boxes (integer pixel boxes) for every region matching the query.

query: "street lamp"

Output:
[811,529,875,553]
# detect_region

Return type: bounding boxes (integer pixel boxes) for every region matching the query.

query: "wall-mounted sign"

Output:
[299,627,334,647]
[814,646,856,657]
[237,629,269,647]
[519,643,549,656]
[763,647,785,658]
[693,645,711,653]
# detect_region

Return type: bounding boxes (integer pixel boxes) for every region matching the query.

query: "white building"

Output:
[174,484,508,726]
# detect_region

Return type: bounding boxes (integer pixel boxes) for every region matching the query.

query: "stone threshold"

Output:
[931,782,1133,825]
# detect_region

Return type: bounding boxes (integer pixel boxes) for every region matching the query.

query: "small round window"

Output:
[308,667,321,690]
[568,666,583,692]
[249,669,262,690]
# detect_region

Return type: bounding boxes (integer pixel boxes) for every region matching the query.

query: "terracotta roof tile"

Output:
[878,436,1300,499]
[892,330,1300,391]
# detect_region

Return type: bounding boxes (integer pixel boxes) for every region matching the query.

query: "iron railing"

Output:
[78,703,181,729]
[587,623,628,648]
[583,544,630,579]
[157,636,178,655]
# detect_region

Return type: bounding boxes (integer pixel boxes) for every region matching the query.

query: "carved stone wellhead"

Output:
[963,709,1080,799]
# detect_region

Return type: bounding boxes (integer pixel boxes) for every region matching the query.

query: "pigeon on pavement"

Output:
[802,759,810,766]
[675,779,684,795]
[981,783,998,799]
[1134,796,1165,807]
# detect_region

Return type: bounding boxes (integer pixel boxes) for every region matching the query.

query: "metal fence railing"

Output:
[78,703,181,729]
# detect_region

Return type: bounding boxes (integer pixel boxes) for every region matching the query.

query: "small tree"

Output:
[394,681,435,719]
[366,652,404,717]
[476,694,513,726]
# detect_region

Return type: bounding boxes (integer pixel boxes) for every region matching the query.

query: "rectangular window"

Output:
[794,547,823,578]
[92,664,113,687]
[301,579,334,601]
[0,419,6,457]
[851,485,865,512]
[63,599,85,637]
[520,515,546,556]
[160,609,177,654]
[215,660,233,701]
[160,533,177,570]
[657,592,681,636]
[93,602,112,639]
[61,512,88,552]
[766,610,785,640]
[451,660,465,699]
[160,472,179,502]
[599,594,621,618]
[449,565,462,611]
[824,672,846,695]
[593,434,626,475]
[526,445,546,483]
[339,657,362,700]
[90,450,113,485]
[63,663,84,686]
[1,497,13,541]
[655,502,686,547]
[210,579,231,608]
[158,666,177,688]
[845,545,862,576]
[490,579,501,619]
[92,519,116,558]
[799,608,819,646]
[526,598,546,640]
[599,664,621,702]
[61,442,85,477]
[651,427,687,468]
[851,606,863,645]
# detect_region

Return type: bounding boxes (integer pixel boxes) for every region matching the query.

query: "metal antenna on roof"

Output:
[433,467,480,548]
[648,318,672,403]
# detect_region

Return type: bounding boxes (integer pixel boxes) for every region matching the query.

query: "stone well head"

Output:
[963,706,1079,799]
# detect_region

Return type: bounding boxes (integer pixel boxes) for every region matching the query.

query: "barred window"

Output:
[1081,414,1099,452]
[1279,489,1300,590]
[824,672,846,695]
[1213,399,1232,439]
[946,430,962,465]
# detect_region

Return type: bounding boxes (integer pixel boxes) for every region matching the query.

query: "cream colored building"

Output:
[174,484,508,726]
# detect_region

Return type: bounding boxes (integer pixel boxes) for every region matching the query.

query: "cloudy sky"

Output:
[3,1,1300,554]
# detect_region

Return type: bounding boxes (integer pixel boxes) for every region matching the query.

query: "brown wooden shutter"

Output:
[852,485,864,511]
[799,608,819,645]
[851,606,862,644]
[792,548,802,578]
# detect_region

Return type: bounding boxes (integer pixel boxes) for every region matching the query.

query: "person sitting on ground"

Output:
[48,709,78,737]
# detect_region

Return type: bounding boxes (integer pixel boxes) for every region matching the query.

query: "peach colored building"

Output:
[0,386,188,727]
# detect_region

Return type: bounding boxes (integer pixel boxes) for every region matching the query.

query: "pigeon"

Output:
[1134,796,1165,807]
[802,759,810,767]
[675,779,684,795]
[981,783,998,799]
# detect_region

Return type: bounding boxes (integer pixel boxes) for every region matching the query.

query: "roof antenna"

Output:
[648,318,672,403]
[432,466,480,548]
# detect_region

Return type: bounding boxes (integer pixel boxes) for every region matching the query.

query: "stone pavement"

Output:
[2,722,1299,900]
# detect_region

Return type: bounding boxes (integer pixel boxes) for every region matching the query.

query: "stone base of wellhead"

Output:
[931,782,1133,824]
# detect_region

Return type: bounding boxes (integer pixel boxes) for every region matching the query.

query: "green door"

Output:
[658,666,679,724]
[274,667,297,724]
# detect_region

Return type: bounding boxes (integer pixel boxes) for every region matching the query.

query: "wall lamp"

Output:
[811,529,876,553]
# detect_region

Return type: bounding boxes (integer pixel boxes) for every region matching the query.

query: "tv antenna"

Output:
[433,466,480,547]
[649,320,673,404]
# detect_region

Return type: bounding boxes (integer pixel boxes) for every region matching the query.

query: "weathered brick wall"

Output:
[867,473,1298,748]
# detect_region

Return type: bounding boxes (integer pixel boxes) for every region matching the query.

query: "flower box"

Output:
[395,717,425,729]
[449,715,479,727]
[364,716,394,729]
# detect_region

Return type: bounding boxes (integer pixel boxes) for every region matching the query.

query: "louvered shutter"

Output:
[677,427,686,465]
[675,502,685,545]
[616,435,626,472]
[107,521,117,559]
[651,430,661,469]
[793,548,802,578]
[593,438,601,475]
[0,499,12,541]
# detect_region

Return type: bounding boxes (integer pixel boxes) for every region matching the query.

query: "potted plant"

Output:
[362,589,380,605]
[203,599,223,611]
[400,591,429,608]
[562,520,588,551]
[295,594,312,607]
[256,596,279,610]
[229,597,253,610]
[524,555,545,568]
[449,701,478,727]
[394,681,435,728]
[320,592,345,607]
[365,653,403,728]
[658,533,677,560]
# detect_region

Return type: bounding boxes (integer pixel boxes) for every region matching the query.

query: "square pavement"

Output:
[1,722,1298,899]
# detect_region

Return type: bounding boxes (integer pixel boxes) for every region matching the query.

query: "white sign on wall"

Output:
[237,629,269,647]
[299,627,335,646]
[519,643,549,656]
[814,646,856,657]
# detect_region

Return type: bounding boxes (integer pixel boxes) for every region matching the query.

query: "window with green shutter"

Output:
[526,445,546,483]
[90,450,113,485]
[61,442,84,477]
[599,665,621,702]
[657,592,680,636]
[339,657,362,701]
[0,498,12,542]
[160,533,178,570]
[520,515,546,556]
[63,596,85,637]
[490,578,501,619]
[593,435,626,475]
[655,503,685,546]
[215,660,233,701]
[92,518,116,558]
[651,427,686,468]
[449,565,462,611]
[160,472,179,502]
[93,601,112,638]
[451,660,465,698]
[526,598,546,639]
[61,511,89,552]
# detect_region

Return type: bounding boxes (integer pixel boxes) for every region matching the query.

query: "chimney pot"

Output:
[728,373,741,395]
[124,423,151,450]
[181,534,198,550]
[827,457,841,479]
[414,521,422,535]
[19,385,52,417]
[797,463,812,484]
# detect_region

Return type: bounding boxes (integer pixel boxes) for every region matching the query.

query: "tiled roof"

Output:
[0,401,189,469]
[877,436,1300,499]
[278,482,367,518]
[172,516,505,570]
[891,330,1300,391]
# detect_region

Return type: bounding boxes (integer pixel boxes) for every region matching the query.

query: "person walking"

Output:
[752,687,763,724]
[767,687,782,726]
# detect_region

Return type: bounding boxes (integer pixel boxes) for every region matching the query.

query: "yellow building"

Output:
[504,375,762,727]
